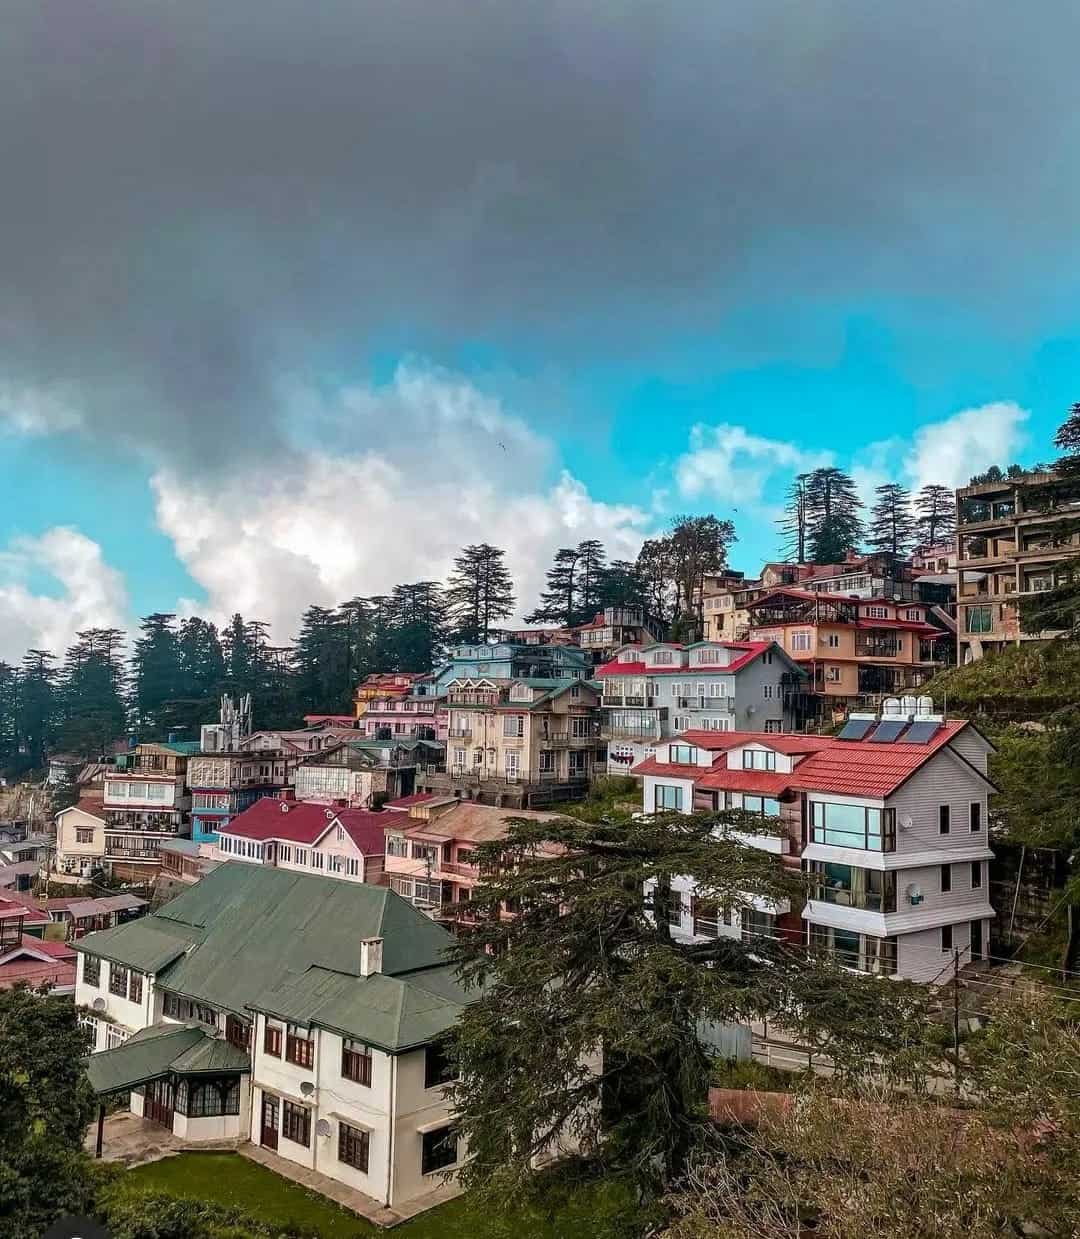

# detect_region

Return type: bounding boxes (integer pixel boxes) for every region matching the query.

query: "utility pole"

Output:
[952,947,961,1092]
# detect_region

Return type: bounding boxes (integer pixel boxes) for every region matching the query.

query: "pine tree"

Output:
[131,613,180,737]
[388,582,447,671]
[596,559,646,612]
[445,544,515,643]
[805,467,864,563]
[0,662,18,778]
[57,629,127,755]
[293,606,352,713]
[526,548,580,626]
[867,483,917,558]
[914,483,956,547]
[574,539,607,622]
[16,650,58,772]
[669,515,736,639]
[777,473,812,562]
[635,538,678,630]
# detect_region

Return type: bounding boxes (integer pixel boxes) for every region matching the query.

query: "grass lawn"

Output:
[125,1152,638,1239]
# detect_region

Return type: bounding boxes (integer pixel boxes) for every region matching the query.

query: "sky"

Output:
[2,0,1080,661]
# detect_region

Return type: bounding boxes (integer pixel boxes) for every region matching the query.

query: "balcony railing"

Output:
[600,694,656,708]
[676,696,734,711]
[447,727,472,739]
[600,722,661,740]
[855,640,903,658]
[541,729,600,747]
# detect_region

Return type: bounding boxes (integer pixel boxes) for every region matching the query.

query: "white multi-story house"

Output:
[597,640,805,774]
[216,795,386,886]
[77,864,476,1215]
[634,704,995,982]
[98,741,198,880]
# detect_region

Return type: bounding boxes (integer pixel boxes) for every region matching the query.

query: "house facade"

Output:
[216,796,386,886]
[747,589,951,719]
[956,470,1080,661]
[293,738,444,807]
[77,865,476,1214]
[633,709,995,982]
[416,678,604,808]
[574,607,666,664]
[99,741,198,880]
[186,750,294,845]
[53,795,108,879]
[431,642,591,695]
[596,640,804,774]
[382,797,562,919]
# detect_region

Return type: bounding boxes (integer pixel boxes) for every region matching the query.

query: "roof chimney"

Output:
[360,937,383,978]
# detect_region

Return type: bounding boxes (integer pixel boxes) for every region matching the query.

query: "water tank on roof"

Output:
[900,695,918,717]
[916,695,934,716]
[882,697,903,717]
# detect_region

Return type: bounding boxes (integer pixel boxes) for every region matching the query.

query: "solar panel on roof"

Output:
[868,720,907,743]
[837,718,875,741]
[904,720,942,744]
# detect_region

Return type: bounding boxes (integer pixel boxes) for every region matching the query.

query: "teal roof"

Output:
[86,1024,202,1094]
[160,740,202,755]
[78,864,474,1049]
[170,1035,251,1075]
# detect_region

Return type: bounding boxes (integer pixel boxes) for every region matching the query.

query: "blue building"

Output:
[432,642,590,694]
[185,750,292,845]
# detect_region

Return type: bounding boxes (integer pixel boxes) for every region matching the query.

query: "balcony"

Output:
[854,640,903,659]
[600,694,654,708]
[541,729,600,747]
[600,721,662,741]
[447,727,472,739]
[676,696,734,711]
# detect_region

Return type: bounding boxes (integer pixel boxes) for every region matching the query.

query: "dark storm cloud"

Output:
[2,0,1079,463]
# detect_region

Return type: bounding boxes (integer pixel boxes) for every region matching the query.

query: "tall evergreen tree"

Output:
[0,662,18,777]
[57,628,127,755]
[445,544,515,643]
[131,613,180,737]
[805,467,864,563]
[867,483,916,558]
[596,559,646,612]
[293,605,352,713]
[338,596,376,689]
[914,482,956,547]
[574,539,607,621]
[777,472,812,562]
[635,538,678,630]
[526,547,580,626]
[669,515,736,639]
[389,581,447,671]
[16,650,58,772]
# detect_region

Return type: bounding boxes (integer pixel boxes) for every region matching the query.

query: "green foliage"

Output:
[558,776,640,822]
[528,542,612,627]
[445,543,515,643]
[925,640,1080,720]
[867,482,916,557]
[709,1057,808,1093]
[803,468,864,564]
[0,986,98,1238]
[914,482,955,547]
[448,810,929,1205]
[99,1187,319,1239]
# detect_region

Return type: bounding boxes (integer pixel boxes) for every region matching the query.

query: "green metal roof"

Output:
[77,864,473,1045]
[170,1035,252,1075]
[86,1024,203,1095]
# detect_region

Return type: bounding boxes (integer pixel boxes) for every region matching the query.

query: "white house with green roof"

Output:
[76,863,478,1212]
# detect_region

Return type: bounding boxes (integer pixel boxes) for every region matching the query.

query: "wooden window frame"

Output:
[338,1121,370,1172]
[263,1022,283,1058]
[341,1041,373,1086]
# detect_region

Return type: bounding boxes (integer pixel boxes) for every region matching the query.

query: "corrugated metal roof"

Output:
[86,1024,203,1094]
[73,919,196,973]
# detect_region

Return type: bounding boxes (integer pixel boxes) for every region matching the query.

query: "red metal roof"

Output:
[0,897,49,925]
[790,720,970,797]
[595,641,773,678]
[629,758,705,778]
[221,799,387,854]
[0,959,76,990]
[675,730,835,755]
[383,792,437,811]
[695,767,794,795]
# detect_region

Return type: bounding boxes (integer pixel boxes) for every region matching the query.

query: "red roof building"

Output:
[217,798,387,886]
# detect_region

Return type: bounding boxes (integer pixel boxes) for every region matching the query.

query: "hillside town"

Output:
[2,434,1080,1235]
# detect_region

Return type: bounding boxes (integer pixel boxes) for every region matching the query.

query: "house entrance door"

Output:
[144,1077,174,1127]
[260,1093,279,1150]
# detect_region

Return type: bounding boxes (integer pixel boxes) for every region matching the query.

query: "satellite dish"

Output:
[900,815,913,831]
[315,1118,332,1138]
[300,1080,315,1097]
[280,802,290,813]
[92,996,106,1012]
[905,883,923,906]
[325,808,335,820]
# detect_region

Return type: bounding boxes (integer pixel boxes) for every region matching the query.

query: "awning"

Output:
[85,1023,250,1096]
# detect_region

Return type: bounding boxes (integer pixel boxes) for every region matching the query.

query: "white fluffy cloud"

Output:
[0,381,82,436]
[0,527,128,660]
[903,401,1030,493]
[675,423,831,507]
[153,363,650,639]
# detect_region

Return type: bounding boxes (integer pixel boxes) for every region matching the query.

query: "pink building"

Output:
[354,672,447,742]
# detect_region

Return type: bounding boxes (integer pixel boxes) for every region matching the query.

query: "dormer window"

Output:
[652,650,674,665]
[741,749,777,772]
[670,744,696,764]
[865,606,889,619]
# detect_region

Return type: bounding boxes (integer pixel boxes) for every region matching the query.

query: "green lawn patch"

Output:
[122,1152,642,1239]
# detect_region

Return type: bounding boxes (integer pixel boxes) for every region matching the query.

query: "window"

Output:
[339,1121,370,1172]
[826,633,840,648]
[296,848,309,865]
[225,1015,250,1050]
[286,1025,314,1069]
[965,605,993,634]
[346,857,359,877]
[866,606,889,619]
[764,720,783,734]
[738,794,782,817]
[653,784,683,812]
[969,802,982,832]
[425,1040,457,1089]
[503,715,524,738]
[939,805,951,835]
[652,650,674,664]
[666,893,684,925]
[387,835,408,858]
[106,1025,129,1050]
[312,851,324,870]
[825,666,841,682]
[570,684,580,698]
[342,1040,373,1086]
[83,955,100,987]
[162,991,185,1020]
[75,828,95,843]
[905,609,922,621]
[673,716,690,732]
[256,1016,282,1057]
[941,864,952,893]
[971,862,983,890]
[109,964,129,998]
[538,750,555,773]
[280,844,292,862]
[196,1004,217,1026]
[792,631,812,652]
[129,971,143,1004]
[691,898,721,938]
[941,924,953,952]
[707,681,726,697]
[810,803,896,852]
[176,1077,241,1117]
[742,749,776,772]
[282,1100,311,1147]
[570,716,591,738]
[762,684,775,700]
[670,745,695,765]
[810,863,896,913]
[421,1126,459,1175]
[78,1014,98,1040]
